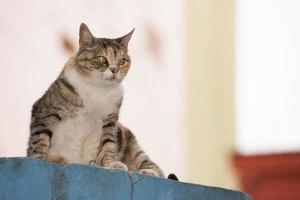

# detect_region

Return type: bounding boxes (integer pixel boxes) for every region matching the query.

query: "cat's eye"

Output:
[96,56,108,65]
[118,58,126,65]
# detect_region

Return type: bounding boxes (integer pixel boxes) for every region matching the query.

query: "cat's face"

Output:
[75,23,134,87]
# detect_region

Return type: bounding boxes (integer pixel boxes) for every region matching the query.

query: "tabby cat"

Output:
[27,23,164,177]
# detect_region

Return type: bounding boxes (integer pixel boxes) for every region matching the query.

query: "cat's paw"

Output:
[31,153,48,160]
[47,155,67,164]
[138,169,160,177]
[89,160,97,166]
[106,161,128,171]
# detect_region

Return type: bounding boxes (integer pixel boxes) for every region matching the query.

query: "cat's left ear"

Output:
[79,23,95,47]
[116,28,135,47]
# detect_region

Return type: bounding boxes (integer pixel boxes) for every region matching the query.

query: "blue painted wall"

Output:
[0,158,251,200]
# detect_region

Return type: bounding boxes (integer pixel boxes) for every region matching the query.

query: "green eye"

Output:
[118,58,126,65]
[97,56,108,65]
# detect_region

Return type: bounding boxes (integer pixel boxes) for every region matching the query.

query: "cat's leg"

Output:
[125,129,165,177]
[28,133,67,164]
[27,133,51,160]
[97,113,128,171]
[27,115,67,164]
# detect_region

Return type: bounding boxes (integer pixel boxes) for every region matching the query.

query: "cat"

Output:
[27,23,164,177]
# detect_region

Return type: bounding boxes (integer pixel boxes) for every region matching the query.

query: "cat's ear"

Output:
[116,28,135,47]
[79,23,95,47]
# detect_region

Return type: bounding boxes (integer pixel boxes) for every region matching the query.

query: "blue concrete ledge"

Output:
[0,157,251,200]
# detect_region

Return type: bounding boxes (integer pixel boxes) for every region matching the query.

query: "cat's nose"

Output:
[109,67,118,73]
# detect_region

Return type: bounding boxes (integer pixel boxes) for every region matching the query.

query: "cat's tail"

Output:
[167,173,179,181]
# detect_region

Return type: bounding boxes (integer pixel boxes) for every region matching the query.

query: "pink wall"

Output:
[0,0,185,178]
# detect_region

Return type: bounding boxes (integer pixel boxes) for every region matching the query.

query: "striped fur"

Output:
[27,23,164,177]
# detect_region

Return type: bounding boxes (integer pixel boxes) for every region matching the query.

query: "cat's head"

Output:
[74,23,134,87]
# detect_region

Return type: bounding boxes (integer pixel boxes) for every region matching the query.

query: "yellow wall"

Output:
[185,0,237,189]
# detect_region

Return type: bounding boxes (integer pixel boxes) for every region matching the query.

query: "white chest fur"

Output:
[48,69,123,164]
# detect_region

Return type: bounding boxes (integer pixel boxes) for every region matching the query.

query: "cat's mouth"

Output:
[106,75,116,80]
[106,74,121,82]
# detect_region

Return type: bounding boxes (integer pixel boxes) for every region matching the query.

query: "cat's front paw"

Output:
[138,169,160,177]
[89,160,97,166]
[106,161,128,171]
[31,153,48,160]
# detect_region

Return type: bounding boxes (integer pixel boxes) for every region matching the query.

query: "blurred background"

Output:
[1,0,300,199]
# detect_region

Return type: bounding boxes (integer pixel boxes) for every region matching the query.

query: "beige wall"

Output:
[185,0,237,189]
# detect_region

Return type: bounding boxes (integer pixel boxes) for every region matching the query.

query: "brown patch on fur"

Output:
[39,142,48,148]
[118,61,130,77]
[107,47,115,63]
[47,155,67,164]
